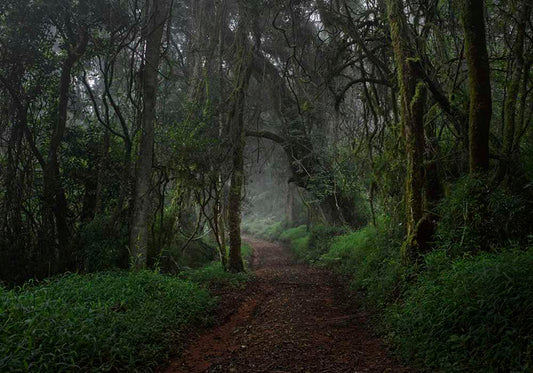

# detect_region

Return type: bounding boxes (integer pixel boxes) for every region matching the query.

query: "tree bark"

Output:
[387,0,428,260]
[499,0,531,179]
[227,9,254,273]
[129,0,170,269]
[286,182,297,227]
[461,0,492,174]
[95,130,110,215]
[42,24,88,267]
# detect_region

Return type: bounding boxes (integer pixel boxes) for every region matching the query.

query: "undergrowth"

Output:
[0,271,214,372]
[242,218,285,241]
[0,244,253,372]
[386,249,533,372]
[181,243,253,289]
[256,212,533,372]
[319,222,408,308]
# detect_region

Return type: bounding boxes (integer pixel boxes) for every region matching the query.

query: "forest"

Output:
[1,0,533,371]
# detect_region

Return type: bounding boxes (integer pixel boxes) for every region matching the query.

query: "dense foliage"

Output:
[1,0,533,371]
[387,249,533,372]
[250,219,533,371]
[0,242,252,372]
[0,271,214,372]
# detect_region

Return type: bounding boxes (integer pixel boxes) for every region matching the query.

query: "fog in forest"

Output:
[1,0,532,371]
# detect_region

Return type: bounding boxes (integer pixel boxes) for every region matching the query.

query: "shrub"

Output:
[77,215,128,272]
[386,249,533,372]
[277,225,312,260]
[0,271,214,372]
[320,222,408,308]
[158,238,217,271]
[303,225,348,262]
[263,221,285,240]
[279,225,309,243]
[436,176,530,256]
[240,243,253,259]
[242,218,284,240]
[181,262,250,289]
[180,243,253,289]
[291,235,311,259]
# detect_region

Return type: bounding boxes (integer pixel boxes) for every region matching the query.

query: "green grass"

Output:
[180,262,250,289]
[278,225,309,242]
[242,218,285,240]
[278,219,533,371]
[0,271,214,372]
[0,242,254,372]
[386,249,533,372]
[319,223,407,308]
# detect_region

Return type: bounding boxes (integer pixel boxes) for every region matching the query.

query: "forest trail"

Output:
[164,237,408,373]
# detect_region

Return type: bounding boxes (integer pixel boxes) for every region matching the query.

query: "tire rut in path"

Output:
[165,236,408,372]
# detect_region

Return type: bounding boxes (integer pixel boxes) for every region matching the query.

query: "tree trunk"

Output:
[95,130,110,215]
[286,182,297,227]
[3,91,25,239]
[42,26,88,268]
[387,0,429,260]
[227,13,253,273]
[213,192,227,268]
[130,0,170,270]
[461,0,492,174]
[499,0,531,179]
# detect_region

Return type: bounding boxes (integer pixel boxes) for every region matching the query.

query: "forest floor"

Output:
[164,236,408,373]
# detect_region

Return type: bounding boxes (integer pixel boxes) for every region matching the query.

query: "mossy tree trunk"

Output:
[387,0,429,260]
[227,6,254,273]
[129,0,170,270]
[461,0,492,174]
[499,0,531,180]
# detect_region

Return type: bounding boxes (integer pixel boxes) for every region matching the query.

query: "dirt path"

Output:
[165,237,408,372]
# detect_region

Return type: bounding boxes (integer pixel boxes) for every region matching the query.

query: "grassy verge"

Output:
[180,243,254,289]
[0,244,253,372]
[242,218,285,241]
[385,249,533,372]
[256,219,533,372]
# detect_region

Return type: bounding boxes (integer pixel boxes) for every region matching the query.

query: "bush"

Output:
[279,225,309,243]
[242,218,284,240]
[181,262,250,289]
[77,215,128,272]
[277,225,311,259]
[436,176,530,256]
[0,271,214,372]
[386,249,533,372]
[180,243,253,289]
[158,238,217,271]
[289,225,347,262]
[306,225,348,261]
[263,221,285,240]
[240,243,253,259]
[320,222,408,308]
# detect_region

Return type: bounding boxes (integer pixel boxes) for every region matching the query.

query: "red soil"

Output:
[164,237,409,373]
